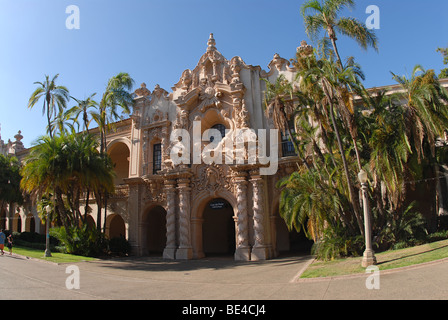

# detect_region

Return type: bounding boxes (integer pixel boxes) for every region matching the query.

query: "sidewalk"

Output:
[1,252,448,300]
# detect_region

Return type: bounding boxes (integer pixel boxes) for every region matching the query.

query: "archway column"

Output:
[176,175,193,259]
[250,169,269,260]
[163,179,177,259]
[233,170,251,261]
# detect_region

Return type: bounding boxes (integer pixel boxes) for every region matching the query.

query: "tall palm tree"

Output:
[360,88,410,212]
[263,75,312,171]
[94,72,135,154]
[301,0,378,68]
[300,56,365,234]
[91,72,134,232]
[28,74,70,138]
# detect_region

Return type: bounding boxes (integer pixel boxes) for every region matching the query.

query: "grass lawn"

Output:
[10,246,97,264]
[300,239,448,279]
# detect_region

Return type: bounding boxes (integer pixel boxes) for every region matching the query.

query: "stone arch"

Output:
[198,108,233,136]
[13,212,22,232]
[25,214,36,232]
[202,198,236,256]
[105,214,126,239]
[141,204,167,256]
[85,215,96,230]
[107,140,131,185]
[271,199,313,257]
[191,190,237,259]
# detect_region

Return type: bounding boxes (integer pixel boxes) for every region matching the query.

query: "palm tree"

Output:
[94,72,135,154]
[68,93,99,134]
[360,88,410,212]
[263,75,312,171]
[300,56,365,234]
[20,133,115,230]
[301,0,378,68]
[28,74,70,138]
[91,72,134,232]
[391,65,448,162]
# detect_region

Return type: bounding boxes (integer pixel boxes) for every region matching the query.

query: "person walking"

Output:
[6,233,13,255]
[0,229,5,255]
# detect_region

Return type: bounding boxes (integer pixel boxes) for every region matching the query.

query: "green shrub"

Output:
[108,236,131,256]
[374,202,428,251]
[50,225,108,257]
[311,223,364,261]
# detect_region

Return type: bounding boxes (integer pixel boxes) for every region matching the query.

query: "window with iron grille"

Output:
[281,127,297,157]
[153,143,162,174]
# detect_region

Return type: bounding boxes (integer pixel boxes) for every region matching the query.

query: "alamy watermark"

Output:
[170,121,279,176]
[66,265,80,290]
[66,5,80,30]
[366,5,380,30]
[365,265,380,290]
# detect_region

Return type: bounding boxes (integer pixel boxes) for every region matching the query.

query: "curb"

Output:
[296,256,448,283]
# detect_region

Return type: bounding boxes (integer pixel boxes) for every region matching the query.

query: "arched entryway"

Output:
[202,198,236,257]
[142,205,167,256]
[13,213,22,232]
[274,206,313,256]
[25,214,36,232]
[85,215,96,230]
[107,141,130,185]
[106,214,126,239]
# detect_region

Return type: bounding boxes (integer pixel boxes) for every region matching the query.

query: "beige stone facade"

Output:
[100,34,303,260]
[1,34,305,261]
[3,35,448,260]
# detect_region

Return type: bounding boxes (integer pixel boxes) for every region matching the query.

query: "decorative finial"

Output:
[207,33,216,52]
[297,40,313,57]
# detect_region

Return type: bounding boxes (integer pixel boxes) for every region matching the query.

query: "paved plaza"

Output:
[1,252,448,301]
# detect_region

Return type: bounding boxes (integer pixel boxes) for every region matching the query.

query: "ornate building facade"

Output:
[101,34,305,260]
[2,34,305,261]
[3,35,448,260]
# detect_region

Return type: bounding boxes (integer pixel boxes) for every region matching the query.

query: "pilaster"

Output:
[233,170,251,261]
[163,179,177,259]
[249,169,268,260]
[176,176,193,259]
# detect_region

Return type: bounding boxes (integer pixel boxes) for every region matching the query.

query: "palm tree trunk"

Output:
[328,28,343,69]
[328,102,364,236]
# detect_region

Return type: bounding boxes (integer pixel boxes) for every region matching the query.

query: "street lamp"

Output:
[358,169,376,267]
[44,205,52,257]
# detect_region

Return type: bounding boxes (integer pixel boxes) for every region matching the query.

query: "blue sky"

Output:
[1,0,448,148]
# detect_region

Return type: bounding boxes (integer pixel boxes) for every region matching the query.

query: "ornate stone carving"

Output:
[233,172,250,261]
[134,83,151,97]
[163,179,177,259]
[250,173,265,248]
[152,84,169,99]
[198,85,222,112]
[191,164,232,196]
[177,177,193,259]
[143,178,166,204]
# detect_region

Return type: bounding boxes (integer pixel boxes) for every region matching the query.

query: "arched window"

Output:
[209,124,226,142]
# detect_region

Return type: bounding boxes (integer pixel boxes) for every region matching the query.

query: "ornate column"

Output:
[176,176,193,259]
[233,170,251,261]
[250,169,268,260]
[163,179,177,259]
